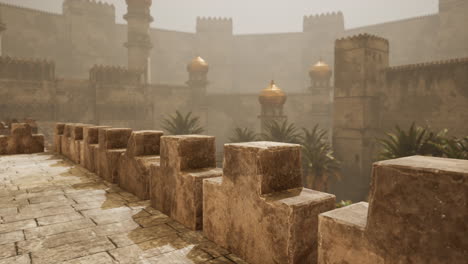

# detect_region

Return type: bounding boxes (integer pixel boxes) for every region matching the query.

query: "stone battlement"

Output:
[52,123,468,264]
[0,2,61,17]
[0,123,44,155]
[89,65,144,85]
[196,17,233,33]
[335,33,389,51]
[319,156,468,263]
[385,57,468,72]
[0,56,55,81]
[440,0,468,12]
[63,0,115,19]
[303,12,344,32]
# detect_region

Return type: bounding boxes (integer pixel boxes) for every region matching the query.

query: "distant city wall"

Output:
[1,0,467,93]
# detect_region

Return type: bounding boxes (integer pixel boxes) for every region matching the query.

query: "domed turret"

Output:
[187,56,209,74]
[309,59,332,80]
[259,80,287,106]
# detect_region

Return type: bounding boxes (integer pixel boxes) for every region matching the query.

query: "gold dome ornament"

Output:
[309,59,332,80]
[259,80,287,106]
[187,56,209,74]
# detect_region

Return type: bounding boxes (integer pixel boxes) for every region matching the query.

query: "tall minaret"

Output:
[0,7,6,56]
[187,56,209,106]
[258,80,287,133]
[124,0,153,83]
[308,59,332,91]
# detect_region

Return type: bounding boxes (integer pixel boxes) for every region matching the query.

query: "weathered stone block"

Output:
[3,123,44,155]
[53,123,65,154]
[318,202,383,264]
[82,126,110,172]
[151,135,222,230]
[0,136,7,155]
[98,128,132,183]
[203,142,335,264]
[318,156,468,264]
[367,156,468,263]
[69,124,90,164]
[119,131,163,200]
[61,124,73,158]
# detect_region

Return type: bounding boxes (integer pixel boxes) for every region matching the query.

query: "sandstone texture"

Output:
[53,123,65,154]
[97,128,132,184]
[318,156,468,264]
[82,126,110,173]
[0,153,248,264]
[0,123,44,155]
[203,142,336,264]
[151,135,222,230]
[119,130,163,200]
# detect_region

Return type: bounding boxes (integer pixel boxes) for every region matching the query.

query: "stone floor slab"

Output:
[0,153,249,264]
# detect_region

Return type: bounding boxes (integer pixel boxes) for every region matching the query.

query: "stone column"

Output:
[124,0,153,83]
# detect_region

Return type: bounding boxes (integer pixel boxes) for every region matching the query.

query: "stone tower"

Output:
[258,80,287,133]
[124,0,153,83]
[195,17,233,93]
[333,34,389,201]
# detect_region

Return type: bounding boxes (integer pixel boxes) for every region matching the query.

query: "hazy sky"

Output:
[1,0,438,34]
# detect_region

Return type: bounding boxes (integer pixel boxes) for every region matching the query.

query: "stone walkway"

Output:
[0,153,248,264]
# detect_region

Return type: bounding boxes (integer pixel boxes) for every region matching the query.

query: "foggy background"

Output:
[0,0,438,34]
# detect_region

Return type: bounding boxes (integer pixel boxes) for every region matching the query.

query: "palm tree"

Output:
[300,125,340,191]
[378,123,447,160]
[162,111,204,135]
[229,127,259,143]
[442,137,468,160]
[261,120,301,144]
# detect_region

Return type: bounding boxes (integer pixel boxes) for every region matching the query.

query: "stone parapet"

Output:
[203,142,336,264]
[0,56,55,81]
[119,130,163,200]
[89,65,144,85]
[150,135,222,230]
[69,124,91,164]
[82,125,111,173]
[318,156,468,263]
[97,128,132,183]
[53,123,65,154]
[0,123,44,155]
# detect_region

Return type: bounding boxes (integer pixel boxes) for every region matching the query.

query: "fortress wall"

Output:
[150,29,196,85]
[0,79,54,121]
[232,33,306,93]
[55,79,95,124]
[0,3,68,73]
[345,15,440,66]
[286,92,332,134]
[150,84,192,130]
[382,58,468,136]
[438,0,468,59]
[195,17,234,94]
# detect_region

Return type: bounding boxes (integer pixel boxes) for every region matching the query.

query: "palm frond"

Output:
[162,111,205,135]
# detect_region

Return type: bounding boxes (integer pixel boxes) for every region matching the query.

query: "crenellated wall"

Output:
[382,58,468,136]
[1,1,467,93]
[332,33,468,201]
